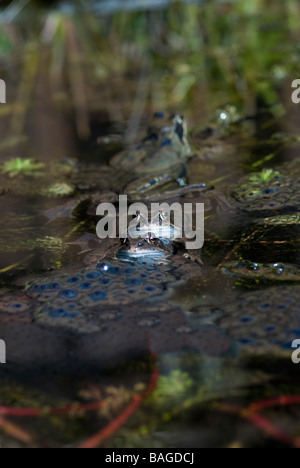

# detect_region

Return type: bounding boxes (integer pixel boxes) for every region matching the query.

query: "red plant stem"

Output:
[218,398,300,447]
[244,412,295,447]
[242,395,300,447]
[0,416,37,446]
[77,363,160,449]
[246,396,300,414]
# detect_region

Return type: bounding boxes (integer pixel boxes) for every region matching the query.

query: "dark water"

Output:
[0,0,300,448]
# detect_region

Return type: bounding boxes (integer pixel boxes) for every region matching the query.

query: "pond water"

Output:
[0,0,300,448]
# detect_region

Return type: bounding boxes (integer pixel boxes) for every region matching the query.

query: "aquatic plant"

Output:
[43,182,74,197]
[150,370,194,405]
[2,158,45,177]
[249,169,281,184]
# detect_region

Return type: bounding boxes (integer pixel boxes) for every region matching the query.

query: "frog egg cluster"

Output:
[27,260,178,328]
[232,170,300,212]
[260,214,300,226]
[218,286,300,351]
[222,261,300,282]
[0,297,31,315]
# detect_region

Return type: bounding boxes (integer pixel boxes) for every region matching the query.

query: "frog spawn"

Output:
[0,258,234,374]
[258,214,300,226]
[0,297,32,317]
[221,261,300,282]
[26,260,179,332]
[217,286,300,352]
[232,167,300,212]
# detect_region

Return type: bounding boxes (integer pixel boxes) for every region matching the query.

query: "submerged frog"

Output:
[110,113,190,175]
[72,113,192,197]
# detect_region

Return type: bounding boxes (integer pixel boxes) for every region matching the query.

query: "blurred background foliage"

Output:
[0,0,299,144]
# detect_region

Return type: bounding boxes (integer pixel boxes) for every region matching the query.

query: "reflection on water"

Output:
[0,0,300,448]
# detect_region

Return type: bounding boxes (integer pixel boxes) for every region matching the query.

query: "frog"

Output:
[39,113,189,221]
[42,112,231,269]
[70,113,191,198]
[118,208,182,259]
[119,237,173,260]
[118,205,208,265]
[110,112,191,175]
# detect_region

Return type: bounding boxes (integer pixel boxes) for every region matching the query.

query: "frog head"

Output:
[110,112,191,175]
[122,236,173,258]
[118,210,174,259]
[126,209,182,244]
[148,112,189,148]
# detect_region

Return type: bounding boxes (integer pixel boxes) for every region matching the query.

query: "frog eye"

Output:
[132,211,141,221]
[159,211,168,221]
